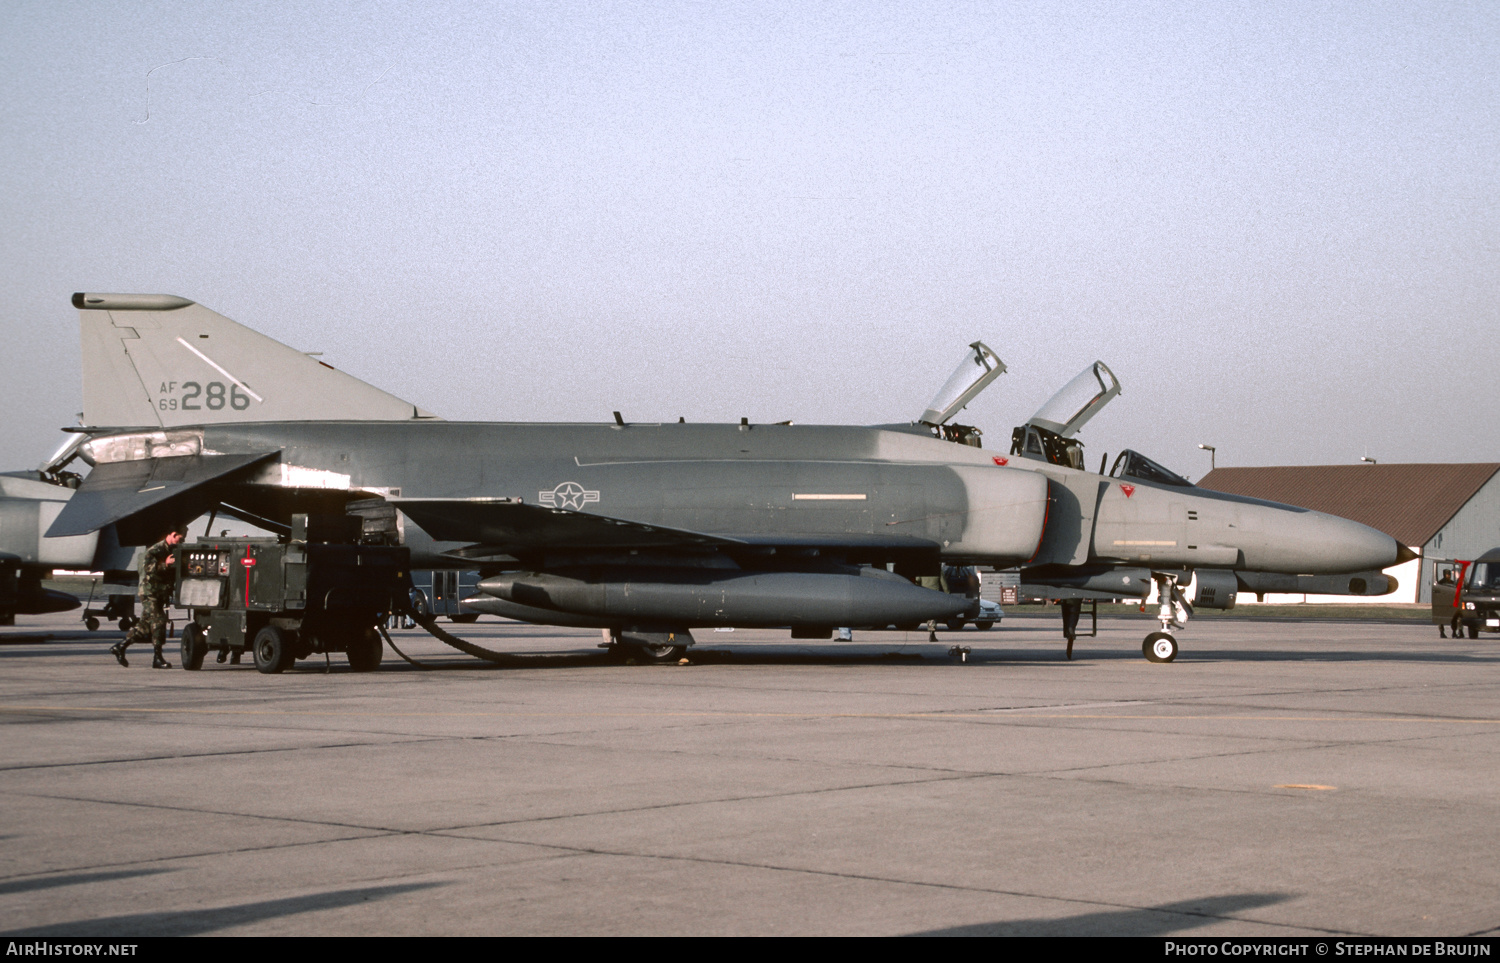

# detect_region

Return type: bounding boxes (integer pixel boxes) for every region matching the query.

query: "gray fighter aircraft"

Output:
[1,445,135,624]
[45,293,1407,662]
[1000,362,1409,657]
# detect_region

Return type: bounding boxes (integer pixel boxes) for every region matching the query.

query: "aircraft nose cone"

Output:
[1315,512,1404,573]
[1246,502,1405,574]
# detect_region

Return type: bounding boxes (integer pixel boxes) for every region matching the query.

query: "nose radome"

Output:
[1315,512,1402,573]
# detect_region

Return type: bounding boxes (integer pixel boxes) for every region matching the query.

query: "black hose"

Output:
[377,623,431,669]
[394,601,524,666]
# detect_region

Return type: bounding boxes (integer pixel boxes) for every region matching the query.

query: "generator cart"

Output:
[173,514,410,674]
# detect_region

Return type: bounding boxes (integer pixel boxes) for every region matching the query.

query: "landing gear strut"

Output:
[1141,572,1191,663]
[610,629,692,664]
[1061,598,1081,660]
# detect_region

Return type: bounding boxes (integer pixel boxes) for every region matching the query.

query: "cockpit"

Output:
[915,342,1006,448]
[1108,450,1193,488]
[1010,361,1120,471]
[915,349,1196,488]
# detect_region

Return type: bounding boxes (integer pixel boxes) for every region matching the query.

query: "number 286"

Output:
[158,381,251,411]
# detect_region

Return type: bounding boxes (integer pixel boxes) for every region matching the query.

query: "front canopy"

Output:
[919,342,1006,426]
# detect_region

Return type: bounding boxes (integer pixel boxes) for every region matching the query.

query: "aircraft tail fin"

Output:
[74,293,440,428]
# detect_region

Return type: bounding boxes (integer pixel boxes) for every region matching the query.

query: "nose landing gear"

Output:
[1143,631,1179,663]
[1141,573,1191,663]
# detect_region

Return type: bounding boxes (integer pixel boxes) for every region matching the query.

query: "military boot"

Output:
[109,643,129,667]
[151,648,172,670]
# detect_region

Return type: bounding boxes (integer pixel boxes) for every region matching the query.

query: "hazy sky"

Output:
[3,1,1496,477]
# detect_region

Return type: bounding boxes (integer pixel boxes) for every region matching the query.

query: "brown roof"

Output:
[1196,463,1500,547]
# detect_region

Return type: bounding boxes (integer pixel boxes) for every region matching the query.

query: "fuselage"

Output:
[76,419,1403,577]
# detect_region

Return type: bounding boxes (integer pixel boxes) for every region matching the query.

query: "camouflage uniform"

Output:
[113,537,176,668]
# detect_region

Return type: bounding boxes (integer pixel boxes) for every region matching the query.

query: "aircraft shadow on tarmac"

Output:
[905,891,1292,937]
[6,627,1497,668]
[336,641,1500,670]
[0,632,118,648]
[11,881,446,937]
[1158,647,1500,665]
[0,868,172,898]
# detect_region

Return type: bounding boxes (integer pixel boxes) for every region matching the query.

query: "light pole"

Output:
[1361,456,1377,465]
[1198,444,1216,472]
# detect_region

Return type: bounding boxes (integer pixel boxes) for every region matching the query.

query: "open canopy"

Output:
[1027,361,1121,437]
[919,342,1006,426]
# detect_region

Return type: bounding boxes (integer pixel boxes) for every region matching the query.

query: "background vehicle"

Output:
[408,570,482,623]
[1432,550,1500,639]
[943,596,1003,631]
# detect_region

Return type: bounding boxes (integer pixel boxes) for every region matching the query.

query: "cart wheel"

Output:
[252,626,292,674]
[118,616,135,632]
[346,627,384,672]
[180,624,207,671]
[85,617,100,632]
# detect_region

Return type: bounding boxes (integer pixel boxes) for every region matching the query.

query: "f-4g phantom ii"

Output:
[45,293,1409,663]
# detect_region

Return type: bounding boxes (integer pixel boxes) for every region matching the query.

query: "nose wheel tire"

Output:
[1143,632,1178,663]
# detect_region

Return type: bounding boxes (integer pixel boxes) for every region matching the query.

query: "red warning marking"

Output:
[992,456,1009,466]
[1120,484,1136,498]
[242,557,256,606]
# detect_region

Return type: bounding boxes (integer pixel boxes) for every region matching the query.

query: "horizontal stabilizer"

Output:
[74,293,439,428]
[46,452,278,538]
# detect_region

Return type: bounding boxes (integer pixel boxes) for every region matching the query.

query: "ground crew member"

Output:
[110,529,183,669]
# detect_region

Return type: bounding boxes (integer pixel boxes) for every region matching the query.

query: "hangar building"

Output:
[1197,463,1500,604]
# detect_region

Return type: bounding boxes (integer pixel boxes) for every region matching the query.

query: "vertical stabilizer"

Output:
[75,293,439,428]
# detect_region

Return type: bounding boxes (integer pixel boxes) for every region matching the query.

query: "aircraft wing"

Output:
[393,497,733,551]
[46,452,279,538]
[392,497,943,558]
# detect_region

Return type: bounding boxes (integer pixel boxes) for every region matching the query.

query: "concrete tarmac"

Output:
[0,613,1496,937]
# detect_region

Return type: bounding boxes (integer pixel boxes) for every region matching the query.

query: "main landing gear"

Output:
[1141,572,1192,663]
[607,629,692,664]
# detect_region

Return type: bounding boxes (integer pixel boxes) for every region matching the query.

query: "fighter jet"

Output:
[1,442,135,625]
[45,293,1407,662]
[992,361,1412,659]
